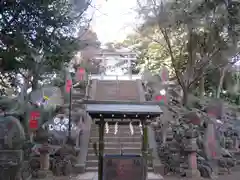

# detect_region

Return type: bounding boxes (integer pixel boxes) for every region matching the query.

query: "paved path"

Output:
[33,171,240,180]
[74,172,163,180]
[164,171,240,180]
[36,172,163,180]
[74,171,240,180]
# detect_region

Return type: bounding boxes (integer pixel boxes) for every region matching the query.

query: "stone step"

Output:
[88,147,142,155]
[90,131,142,135]
[91,127,142,132]
[85,166,154,172]
[90,132,142,137]
[72,90,86,97]
[87,153,98,161]
[90,131,142,137]
[92,125,142,130]
[85,166,98,172]
[72,93,85,97]
[86,160,98,167]
[76,172,163,180]
[90,136,141,142]
[86,154,153,167]
[88,142,142,149]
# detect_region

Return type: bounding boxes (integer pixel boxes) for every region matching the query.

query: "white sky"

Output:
[91,0,138,44]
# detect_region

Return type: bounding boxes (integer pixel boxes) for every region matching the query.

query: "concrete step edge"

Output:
[88,147,141,150]
[90,136,141,138]
[89,142,141,144]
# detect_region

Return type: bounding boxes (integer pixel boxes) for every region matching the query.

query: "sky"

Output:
[90,0,138,44]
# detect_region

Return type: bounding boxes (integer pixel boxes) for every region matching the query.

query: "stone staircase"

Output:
[93,80,142,101]
[86,124,154,172]
[85,79,155,172]
[72,87,86,110]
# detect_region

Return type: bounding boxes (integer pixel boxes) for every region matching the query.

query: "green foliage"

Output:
[221,92,240,105]
[0,0,90,89]
[120,32,171,74]
[129,0,240,105]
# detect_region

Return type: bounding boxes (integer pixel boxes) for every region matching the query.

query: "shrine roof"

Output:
[86,102,162,119]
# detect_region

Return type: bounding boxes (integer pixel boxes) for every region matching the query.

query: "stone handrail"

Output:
[73,78,93,173]
[147,126,164,174]
[137,79,164,174]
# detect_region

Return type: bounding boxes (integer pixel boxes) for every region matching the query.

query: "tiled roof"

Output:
[86,104,162,114]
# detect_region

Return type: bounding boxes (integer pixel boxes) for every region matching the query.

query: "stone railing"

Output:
[147,126,165,174]
[73,78,93,173]
[137,80,165,174]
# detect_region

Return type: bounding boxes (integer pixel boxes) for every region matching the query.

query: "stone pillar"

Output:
[40,153,50,170]
[185,130,201,179]
[38,144,52,178]
[204,122,219,178]
[221,135,226,148]
[101,54,105,79]
[74,114,92,173]
[127,56,132,79]
[233,136,239,151]
[161,130,166,145]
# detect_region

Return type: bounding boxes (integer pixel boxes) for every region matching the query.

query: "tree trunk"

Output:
[199,76,205,97]
[182,86,189,106]
[32,74,39,91]
[216,68,226,98]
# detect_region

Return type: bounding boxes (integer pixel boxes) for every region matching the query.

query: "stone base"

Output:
[75,172,164,180]
[185,169,201,178]
[36,170,53,179]
[73,163,86,174]
[153,163,165,175]
[219,167,231,175]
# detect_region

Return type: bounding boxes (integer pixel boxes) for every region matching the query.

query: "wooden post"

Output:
[141,119,148,180]
[68,87,72,139]
[98,118,105,180]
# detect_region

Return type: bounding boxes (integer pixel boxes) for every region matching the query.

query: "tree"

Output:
[137,0,240,105]
[0,0,91,90]
[71,29,101,74]
[122,33,165,73]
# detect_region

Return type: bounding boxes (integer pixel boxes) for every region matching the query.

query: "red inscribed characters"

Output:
[208,110,217,118]
[77,67,85,81]
[191,152,197,169]
[155,95,167,104]
[206,119,217,158]
[161,70,167,81]
[207,131,217,158]
[160,67,169,82]
[65,79,72,93]
[29,111,40,129]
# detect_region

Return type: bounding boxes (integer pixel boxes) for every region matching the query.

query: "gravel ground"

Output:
[164,172,240,180]
[164,170,240,180]
[32,167,240,180]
